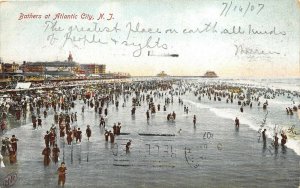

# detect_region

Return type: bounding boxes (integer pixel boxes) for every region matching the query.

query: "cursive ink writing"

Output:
[61,22,121,47]
[221,25,286,36]
[234,44,280,56]
[2,173,18,187]
[62,33,108,48]
[220,1,264,17]
[122,36,167,57]
[248,25,286,36]
[44,21,64,32]
[183,22,218,34]
[221,25,244,34]
[66,22,121,35]
[203,132,214,139]
[47,33,58,45]
[126,22,162,40]
[287,125,298,135]
[184,147,206,169]
[42,17,289,58]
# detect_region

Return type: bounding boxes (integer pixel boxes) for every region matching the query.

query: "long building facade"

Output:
[80,64,106,74]
[21,53,106,76]
[0,52,130,84]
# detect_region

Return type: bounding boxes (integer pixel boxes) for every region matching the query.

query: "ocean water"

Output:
[190,78,300,155]
[0,78,299,188]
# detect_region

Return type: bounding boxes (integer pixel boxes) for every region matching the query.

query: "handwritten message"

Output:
[220,1,264,17]
[17,1,289,60]
[2,172,18,187]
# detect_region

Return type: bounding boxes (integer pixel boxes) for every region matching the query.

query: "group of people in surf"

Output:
[0,78,299,187]
[261,128,288,148]
[285,106,298,115]
[192,81,298,153]
[1,135,18,165]
[167,111,176,121]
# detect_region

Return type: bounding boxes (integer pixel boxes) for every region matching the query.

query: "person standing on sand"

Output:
[57,162,67,186]
[126,140,131,153]
[193,115,196,126]
[9,146,17,164]
[104,130,109,141]
[49,130,56,147]
[76,128,82,143]
[172,111,176,120]
[100,116,105,127]
[32,115,37,129]
[113,123,117,134]
[235,117,240,128]
[38,116,42,128]
[110,131,115,143]
[52,144,60,164]
[281,131,287,146]
[44,131,50,147]
[66,131,72,145]
[42,145,51,166]
[74,112,77,121]
[262,129,267,142]
[86,125,91,141]
[10,135,18,152]
[146,110,150,121]
[104,108,108,116]
[274,133,279,148]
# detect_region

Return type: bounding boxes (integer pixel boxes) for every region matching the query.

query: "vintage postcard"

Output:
[0,0,299,187]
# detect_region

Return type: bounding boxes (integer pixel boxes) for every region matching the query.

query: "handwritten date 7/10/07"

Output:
[220,1,264,17]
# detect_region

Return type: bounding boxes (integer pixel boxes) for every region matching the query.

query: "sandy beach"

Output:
[0,78,299,188]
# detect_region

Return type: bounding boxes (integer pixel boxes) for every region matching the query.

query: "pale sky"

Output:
[0,0,299,77]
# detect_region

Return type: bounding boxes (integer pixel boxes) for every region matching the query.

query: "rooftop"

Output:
[25,61,79,67]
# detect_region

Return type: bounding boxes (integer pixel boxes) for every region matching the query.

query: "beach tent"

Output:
[15,82,31,89]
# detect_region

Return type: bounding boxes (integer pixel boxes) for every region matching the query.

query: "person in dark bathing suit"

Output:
[126,140,131,153]
[262,129,267,142]
[235,117,240,128]
[86,125,91,141]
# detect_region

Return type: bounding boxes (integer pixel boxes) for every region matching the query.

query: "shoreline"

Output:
[0,78,299,187]
[2,94,299,188]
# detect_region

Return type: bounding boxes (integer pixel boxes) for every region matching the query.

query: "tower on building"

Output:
[68,51,73,62]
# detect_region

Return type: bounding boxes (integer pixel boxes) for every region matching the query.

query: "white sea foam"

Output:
[184,98,300,156]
